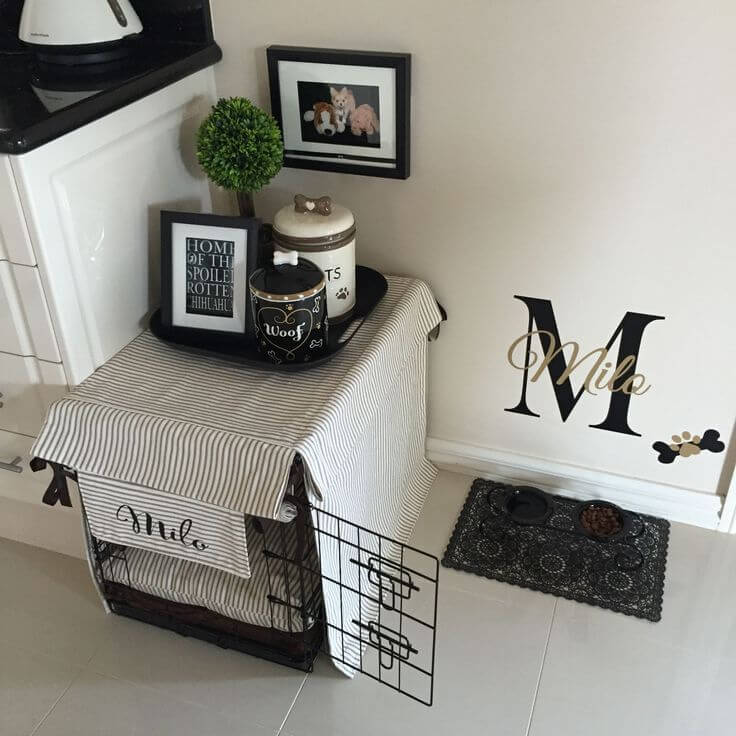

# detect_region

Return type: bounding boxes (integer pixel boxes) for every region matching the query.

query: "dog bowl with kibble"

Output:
[573,500,632,541]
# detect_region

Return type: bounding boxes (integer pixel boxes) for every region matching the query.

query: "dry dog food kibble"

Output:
[580,505,623,538]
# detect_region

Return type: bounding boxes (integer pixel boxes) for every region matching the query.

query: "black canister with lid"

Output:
[249,250,328,365]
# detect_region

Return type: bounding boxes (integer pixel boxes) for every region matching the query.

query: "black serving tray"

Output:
[149,266,388,371]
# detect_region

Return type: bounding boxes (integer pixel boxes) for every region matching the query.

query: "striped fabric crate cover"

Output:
[104,515,315,632]
[32,275,443,675]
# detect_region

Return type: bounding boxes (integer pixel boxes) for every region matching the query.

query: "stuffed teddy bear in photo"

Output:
[350,104,380,136]
[303,102,338,136]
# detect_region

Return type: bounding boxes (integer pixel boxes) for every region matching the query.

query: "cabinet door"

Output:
[0,428,83,558]
[0,429,49,503]
[11,70,216,384]
[0,354,67,436]
[0,261,61,361]
[0,156,36,265]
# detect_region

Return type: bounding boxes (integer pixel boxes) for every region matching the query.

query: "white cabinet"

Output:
[0,67,216,556]
[0,260,61,361]
[0,429,48,503]
[0,354,67,436]
[0,428,83,558]
[0,155,36,265]
[12,69,216,385]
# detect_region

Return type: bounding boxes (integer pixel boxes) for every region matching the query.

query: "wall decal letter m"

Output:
[505,296,664,436]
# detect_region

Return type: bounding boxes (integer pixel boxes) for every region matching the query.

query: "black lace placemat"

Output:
[442,479,669,621]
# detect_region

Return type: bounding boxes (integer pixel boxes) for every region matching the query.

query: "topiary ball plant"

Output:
[196,97,283,218]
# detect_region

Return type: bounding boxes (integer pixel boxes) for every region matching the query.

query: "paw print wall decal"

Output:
[671,431,700,457]
[652,429,725,464]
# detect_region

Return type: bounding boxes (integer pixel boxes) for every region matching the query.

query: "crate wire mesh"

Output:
[87,497,325,670]
[72,463,439,705]
[307,503,439,706]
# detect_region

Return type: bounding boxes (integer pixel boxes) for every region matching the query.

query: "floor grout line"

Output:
[27,668,83,736]
[275,671,310,735]
[78,663,279,732]
[524,598,557,736]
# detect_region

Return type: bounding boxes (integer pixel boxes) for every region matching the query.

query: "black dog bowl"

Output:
[502,486,553,525]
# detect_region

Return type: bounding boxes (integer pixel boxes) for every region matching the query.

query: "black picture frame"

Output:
[160,211,261,338]
[267,45,411,179]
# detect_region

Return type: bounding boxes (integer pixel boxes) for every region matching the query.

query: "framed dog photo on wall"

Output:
[160,211,260,337]
[267,46,411,179]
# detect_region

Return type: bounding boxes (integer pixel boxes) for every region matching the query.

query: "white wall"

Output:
[210,0,736,525]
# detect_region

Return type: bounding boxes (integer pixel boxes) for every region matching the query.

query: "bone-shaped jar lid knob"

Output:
[294,194,332,216]
[273,249,299,267]
[274,195,354,240]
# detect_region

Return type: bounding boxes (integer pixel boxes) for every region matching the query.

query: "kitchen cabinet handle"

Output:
[0,456,23,474]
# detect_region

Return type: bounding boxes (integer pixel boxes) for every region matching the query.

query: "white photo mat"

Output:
[278,60,397,166]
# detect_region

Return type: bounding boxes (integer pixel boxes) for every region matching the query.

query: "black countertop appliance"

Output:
[0,0,222,154]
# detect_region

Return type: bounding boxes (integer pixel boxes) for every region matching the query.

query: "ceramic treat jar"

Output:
[273,194,356,323]
[249,250,328,365]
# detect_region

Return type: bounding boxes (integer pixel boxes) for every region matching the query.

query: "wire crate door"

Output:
[309,505,439,706]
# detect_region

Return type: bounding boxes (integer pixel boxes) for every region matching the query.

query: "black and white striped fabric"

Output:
[310,333,439,673]
[32,276,442,676]
[104,515,316,632]
[79,471,252,579]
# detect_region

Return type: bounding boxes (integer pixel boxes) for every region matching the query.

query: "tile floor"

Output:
[2,470,735,736]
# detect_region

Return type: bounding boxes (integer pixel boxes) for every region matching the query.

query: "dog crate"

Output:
[37,457,440,706]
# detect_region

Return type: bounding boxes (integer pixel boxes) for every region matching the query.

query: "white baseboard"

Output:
[427,438,723,530]
[717,473,736,533]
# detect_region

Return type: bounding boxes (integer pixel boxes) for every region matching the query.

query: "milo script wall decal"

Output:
[506,296,665,436]
[186,237,235,318]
